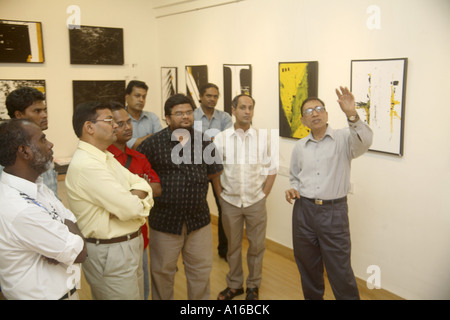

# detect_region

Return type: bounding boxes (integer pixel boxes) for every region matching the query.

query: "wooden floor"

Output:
[0,179,403,300]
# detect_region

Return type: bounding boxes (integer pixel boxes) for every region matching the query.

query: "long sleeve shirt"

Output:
[289,119,373,200]
[65,141,153,239]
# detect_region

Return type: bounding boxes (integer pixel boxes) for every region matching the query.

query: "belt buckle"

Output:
[315,199,323,205]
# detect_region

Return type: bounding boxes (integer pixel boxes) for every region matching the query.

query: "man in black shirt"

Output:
[138,94,222,300]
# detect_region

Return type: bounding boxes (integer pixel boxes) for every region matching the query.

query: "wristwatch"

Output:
[347,114,359,122]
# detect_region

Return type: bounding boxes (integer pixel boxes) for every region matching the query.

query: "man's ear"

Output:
[165,115,171,127]
[17,145,33,161]
[83,121,95,135]
[14,110,25,119]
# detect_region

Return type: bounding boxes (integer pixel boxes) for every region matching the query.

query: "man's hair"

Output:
[300,97,326,115]
[231,93,255,109]
[109,101,126,112]
[164,93,195,116]
[72,101,112,138]
[199,83,219,97]
[125,80,148,95]
[0,119,34,167]
[6,87,46,118]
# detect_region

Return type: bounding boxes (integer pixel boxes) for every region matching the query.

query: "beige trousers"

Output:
[220,197,267,289]
[82,235,144,300]
[149,224,213,300]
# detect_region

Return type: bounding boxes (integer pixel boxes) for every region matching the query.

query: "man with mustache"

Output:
[107,101,161,300]
[0,119,87,300]
[1,87,58,196]
[125,80,163,150]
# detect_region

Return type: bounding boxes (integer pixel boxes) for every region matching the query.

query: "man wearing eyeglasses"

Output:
[285,87,373,300]
[137,93,223,300]
[66,102,153,300]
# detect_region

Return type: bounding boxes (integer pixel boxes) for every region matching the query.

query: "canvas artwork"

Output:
[0,20,44,63]
[0,80,46,120]
[72,80,126,109]
[185,65,208,109]
[223,64,252,114]
[279,61,318,139]
[69,25,124,65]
[351,58,407,156]
[161,67,177,114]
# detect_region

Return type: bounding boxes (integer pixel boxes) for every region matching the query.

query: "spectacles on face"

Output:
[302,105,326,117]
[171,110,193,117]
[116,119,132,128]
[90,117,115,126]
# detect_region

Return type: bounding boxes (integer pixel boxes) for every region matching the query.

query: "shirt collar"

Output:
[197,107,219,120]
[1,170,41,199]
[305,124,335,143]
[107,144,133,157]
[78,140,112,162]
[229,125,257,138]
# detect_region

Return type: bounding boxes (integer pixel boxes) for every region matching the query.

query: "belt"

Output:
[86,229,141,245]
[59,287,77,300]
[302,196,347,206]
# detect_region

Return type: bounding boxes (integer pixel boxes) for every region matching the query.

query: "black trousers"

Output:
[292,197,360,300]
[211,181,227,256]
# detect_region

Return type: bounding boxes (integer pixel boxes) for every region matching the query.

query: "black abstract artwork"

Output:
[69,25,124,65]
[72,80,126,109]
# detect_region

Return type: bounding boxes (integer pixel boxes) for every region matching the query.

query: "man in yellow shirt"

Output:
[65,101,153,300]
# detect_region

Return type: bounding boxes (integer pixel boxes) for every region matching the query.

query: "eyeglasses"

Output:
[171,110,193,117]
[90,118,115,126]
[302,106,326,117]
[116,119,132,128]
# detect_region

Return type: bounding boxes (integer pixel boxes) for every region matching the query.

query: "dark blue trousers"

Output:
[292,197,360,300]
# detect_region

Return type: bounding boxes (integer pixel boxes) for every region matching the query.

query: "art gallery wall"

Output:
[153,0,450,300]
[1,0,449,300]
[0,0,160,158]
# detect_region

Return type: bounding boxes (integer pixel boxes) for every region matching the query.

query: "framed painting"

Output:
[0,80,46,120]
[185,65,208,109]
[69,25,124,65]
[72,80,126,109]
[161,67,177,114]
[351,58,408,156]
[279,61,318,139]
[223,64,252,114]
[0,20,44,63]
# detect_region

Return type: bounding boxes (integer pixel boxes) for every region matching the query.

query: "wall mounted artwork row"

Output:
[0,20,124,65]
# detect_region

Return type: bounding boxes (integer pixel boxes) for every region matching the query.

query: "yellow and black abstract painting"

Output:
[279,61,318,139]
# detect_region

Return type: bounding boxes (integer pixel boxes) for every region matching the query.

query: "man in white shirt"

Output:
[214,94,277,300]
[0,119,86,300]
[66,101,153,300]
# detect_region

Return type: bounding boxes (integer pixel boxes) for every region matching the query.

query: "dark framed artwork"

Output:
[185,65,208,109]
[72,80,126,109]
[351,58,408,156]
[161,67,177,114]
[0,20,45,63]
[279,61,318,139]
[0,80,46,120]
[69,25,124,65]
[223,64,252,114]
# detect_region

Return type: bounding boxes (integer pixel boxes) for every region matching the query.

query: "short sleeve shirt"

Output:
[137,127,223,235]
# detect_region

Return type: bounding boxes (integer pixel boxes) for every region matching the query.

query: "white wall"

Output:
[1,0,160,158]
[154,0,450,300]
[1,0,449,300]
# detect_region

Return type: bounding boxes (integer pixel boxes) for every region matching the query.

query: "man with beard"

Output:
[66,102,153,300]
[1,87,58,196]
[0,119,87,300]
[137,93,223,300]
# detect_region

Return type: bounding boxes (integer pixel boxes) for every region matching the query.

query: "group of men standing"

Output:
[0,79,372,301]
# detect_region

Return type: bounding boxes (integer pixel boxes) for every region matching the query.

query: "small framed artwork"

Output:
[279,61,318,139]
[72,80,126,109]
[69,25,124,65]
[351,58,408,156]
[223,64,252,115]
[161,67,177,114]
[185,65,208,109]
[0,20,45,63]
[0,80,46,119]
